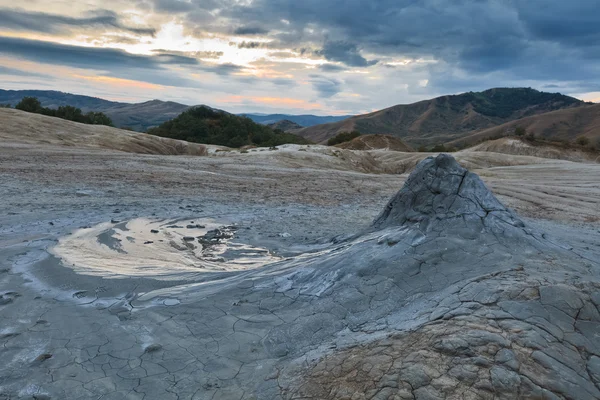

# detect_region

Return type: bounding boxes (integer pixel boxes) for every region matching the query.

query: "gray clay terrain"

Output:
[1,139,600,400]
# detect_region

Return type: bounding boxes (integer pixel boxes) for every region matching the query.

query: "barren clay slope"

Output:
[461,137,600,163]
[335,134,413,151]
[0,108,207,155]
[450,102,600,148]
[295,88,585,146]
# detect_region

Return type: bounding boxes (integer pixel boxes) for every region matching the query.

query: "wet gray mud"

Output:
[1,154,600,400]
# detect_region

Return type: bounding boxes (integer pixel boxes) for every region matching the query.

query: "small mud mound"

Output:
[336,134,413,152]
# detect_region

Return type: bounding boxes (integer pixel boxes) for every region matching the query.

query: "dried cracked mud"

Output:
[1,146,600,400]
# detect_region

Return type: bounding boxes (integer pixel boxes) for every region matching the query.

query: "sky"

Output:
[0,0,599,115]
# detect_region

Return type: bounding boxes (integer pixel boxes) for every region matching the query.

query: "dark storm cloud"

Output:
[515,1,600,46]
[0,8,156,36]
[154,0,600,90]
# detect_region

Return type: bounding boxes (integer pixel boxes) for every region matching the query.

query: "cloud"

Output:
[0,8,155,36]
[0,36,241,87]
[319,64,347,72]
[152,0,196,13]
[233,26,269,35]
[0,65,49,78]
[0,36,181,70]
[318,41,378,67]
[3,0,600,113]
[310,75,343,98]
[205,63,244,76]
[235,41,271,49]
[157,0,600,90]
[152,49,224,60]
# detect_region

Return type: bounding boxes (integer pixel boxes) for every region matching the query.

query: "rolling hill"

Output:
[448,102,600,149]
[295,88,587,147]
[0,108,207,155]
[0,89,190,131]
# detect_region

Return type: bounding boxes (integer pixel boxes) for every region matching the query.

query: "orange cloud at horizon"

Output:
[579,92,600,103]
[72,74,163,90]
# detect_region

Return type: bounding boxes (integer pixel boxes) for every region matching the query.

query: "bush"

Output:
[327,131,361,146]
[575,136,590,146]
[0,103,11,108]
[514,126,526,136]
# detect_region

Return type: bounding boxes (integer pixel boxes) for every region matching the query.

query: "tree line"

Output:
[10,97,113,126]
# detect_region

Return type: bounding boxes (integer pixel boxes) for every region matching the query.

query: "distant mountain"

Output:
[0,89,122,110]
[267,119,303,131]
[0,90,190,131]
[295,88,587,147]
[242,113,351,127]
[0,90,349,131]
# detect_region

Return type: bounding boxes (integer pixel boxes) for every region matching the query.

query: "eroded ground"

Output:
[1,143,600,400]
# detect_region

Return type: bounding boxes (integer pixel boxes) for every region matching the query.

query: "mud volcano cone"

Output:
[373,153,525,235]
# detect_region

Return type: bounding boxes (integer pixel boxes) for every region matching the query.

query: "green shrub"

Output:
[85,111,113,126]
[327,130,361,146]
[515,126,526,136]
[576,136,590,146]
